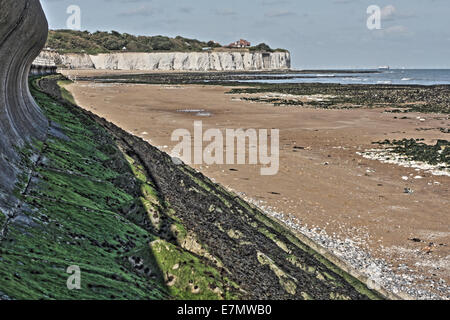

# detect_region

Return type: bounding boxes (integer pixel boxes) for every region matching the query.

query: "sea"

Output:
[236,69,450,86]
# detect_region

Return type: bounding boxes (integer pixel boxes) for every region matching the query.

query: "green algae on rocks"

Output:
[227,83,450,113]
[374,139,449,168]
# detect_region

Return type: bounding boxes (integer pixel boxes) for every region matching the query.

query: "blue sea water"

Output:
[237,69,450,86]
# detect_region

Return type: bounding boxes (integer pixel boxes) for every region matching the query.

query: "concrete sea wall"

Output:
[0,0,49,211]
[30,57,57,76]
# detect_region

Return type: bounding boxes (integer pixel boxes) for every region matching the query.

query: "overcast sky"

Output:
[40,0,450,69]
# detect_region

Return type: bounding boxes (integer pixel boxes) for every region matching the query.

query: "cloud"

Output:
[260,0,291,5]
[105,0,147,2]
[375,25,414,38]
[383,25,410,34]
[265,10,296,18]
[214,9,237,16]
[179,7,193,14]
[381,5,396,19]
[118,5,156,17]
[381,4,416,21]
[332,0,360,4]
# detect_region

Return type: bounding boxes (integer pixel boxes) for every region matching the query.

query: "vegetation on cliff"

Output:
[46,30,287,54]
[249,43,288,53]
[46,30,213,54]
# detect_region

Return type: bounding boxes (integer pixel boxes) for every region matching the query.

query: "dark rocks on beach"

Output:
[375,138,450,168]
[75,71,450,114]
[226,84,450,114]
[0,291,11,300]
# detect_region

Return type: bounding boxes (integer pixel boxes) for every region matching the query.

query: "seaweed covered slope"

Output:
[0,0,49,214]
[0,75,383,300]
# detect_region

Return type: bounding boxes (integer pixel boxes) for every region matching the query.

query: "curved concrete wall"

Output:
[0,0,49,208]
[29,65,57,76]
[31,56,57,76]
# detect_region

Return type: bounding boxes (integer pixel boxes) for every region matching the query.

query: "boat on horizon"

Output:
[378,65,390,71]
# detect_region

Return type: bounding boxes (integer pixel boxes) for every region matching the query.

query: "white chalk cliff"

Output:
[39,51,291,71]
[38,51,95,69]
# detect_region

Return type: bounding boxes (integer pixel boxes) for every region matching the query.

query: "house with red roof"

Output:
[227,39,251,48]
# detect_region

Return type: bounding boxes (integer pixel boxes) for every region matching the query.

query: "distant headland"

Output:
[39,30,291,71]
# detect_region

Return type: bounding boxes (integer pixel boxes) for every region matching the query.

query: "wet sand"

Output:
[62,71,449,299]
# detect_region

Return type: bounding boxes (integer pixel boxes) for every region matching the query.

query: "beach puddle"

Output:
[177,109,212,117]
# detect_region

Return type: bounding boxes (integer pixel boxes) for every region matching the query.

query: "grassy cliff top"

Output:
[46,30,288,54]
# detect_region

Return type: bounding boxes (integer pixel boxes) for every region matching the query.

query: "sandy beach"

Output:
[62,70,449,298]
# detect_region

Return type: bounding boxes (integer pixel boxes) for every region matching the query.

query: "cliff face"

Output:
[40,51,291,71]
[0,0,48,210]
[90,51,291,71]
[39,50,95,69]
